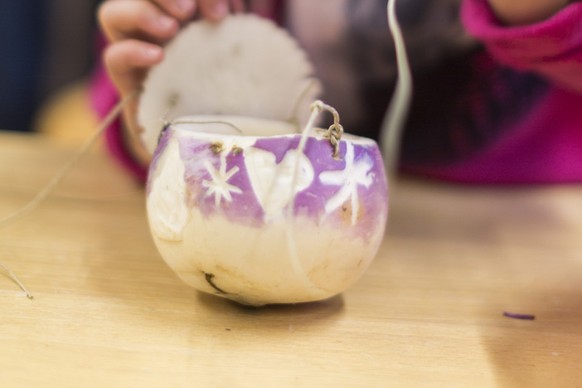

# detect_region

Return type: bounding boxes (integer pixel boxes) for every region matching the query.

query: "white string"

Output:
[287,78,321,131]
[0,262,33,299]
[284,102,324,293]
[284,100,345,295]
[0,89,139,299]
[0,90,139,230]
[381,0,413,176]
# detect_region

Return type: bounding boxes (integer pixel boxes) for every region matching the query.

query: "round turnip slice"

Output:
[138,14,321,155]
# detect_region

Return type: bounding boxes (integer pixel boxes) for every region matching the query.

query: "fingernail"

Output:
[176,0,195,15]
[212,1,229,18]
[144,46,162,59]
[157,15,176,30]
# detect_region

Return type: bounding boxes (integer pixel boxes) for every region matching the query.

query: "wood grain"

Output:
[1,131,582,387]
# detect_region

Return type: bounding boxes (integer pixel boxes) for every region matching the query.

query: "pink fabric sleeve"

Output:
[461,0,582,92]
[89,63,148,183]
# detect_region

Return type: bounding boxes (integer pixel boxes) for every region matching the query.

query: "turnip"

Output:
[146,112,388,305]
[139,15,391,305]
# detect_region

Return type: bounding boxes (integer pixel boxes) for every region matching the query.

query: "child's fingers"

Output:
[103,40,164,96]
[230,0,246,13]
[99,0,180,43]
[150,0,197,20]
[198,0,245,19]
[198,0,234,21]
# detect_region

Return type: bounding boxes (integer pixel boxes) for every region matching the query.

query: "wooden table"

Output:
[1,131,582,387]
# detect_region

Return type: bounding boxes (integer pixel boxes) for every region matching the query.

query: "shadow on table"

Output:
[197,290,345,317]
[199,292,346,333]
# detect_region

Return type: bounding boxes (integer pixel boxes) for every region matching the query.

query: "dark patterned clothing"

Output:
[281,0,582,183]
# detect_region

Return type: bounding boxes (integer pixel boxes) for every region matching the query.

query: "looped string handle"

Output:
[309,100,344,159]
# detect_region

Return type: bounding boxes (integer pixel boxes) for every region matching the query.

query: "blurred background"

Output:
[0,0,101,139]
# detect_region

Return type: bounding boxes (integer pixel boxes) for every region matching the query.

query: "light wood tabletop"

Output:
[1,131,581,387]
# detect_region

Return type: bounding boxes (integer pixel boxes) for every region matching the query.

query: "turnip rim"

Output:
[166,115,370,144]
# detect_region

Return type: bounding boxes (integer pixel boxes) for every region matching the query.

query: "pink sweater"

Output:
[403,0,582,183]
[92,0,582,184]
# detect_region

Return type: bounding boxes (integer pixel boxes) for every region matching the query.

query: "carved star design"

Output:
[202,157,242,207]
[319,142,373,225]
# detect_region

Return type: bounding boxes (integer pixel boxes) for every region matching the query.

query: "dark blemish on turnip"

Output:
[204,272,227,294]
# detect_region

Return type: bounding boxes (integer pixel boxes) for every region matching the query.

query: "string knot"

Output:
[308,100,344,159]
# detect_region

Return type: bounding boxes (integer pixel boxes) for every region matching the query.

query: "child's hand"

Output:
[98,0,244,165]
